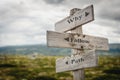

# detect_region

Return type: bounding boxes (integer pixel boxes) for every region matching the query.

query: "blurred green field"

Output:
[0,54,119,80]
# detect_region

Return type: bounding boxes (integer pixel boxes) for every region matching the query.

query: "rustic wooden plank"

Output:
[56,49,98,73]
[55,5,94,32]
[47,31,109,50]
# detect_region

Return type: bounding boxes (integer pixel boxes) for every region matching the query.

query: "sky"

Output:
[0,0,120,47]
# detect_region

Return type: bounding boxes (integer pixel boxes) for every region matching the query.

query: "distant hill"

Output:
[97,44,120,56]
[0,44,120,56]
[0,45,71,56]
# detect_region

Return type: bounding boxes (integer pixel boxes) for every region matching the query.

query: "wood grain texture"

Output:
[71,26,85,80]
[55,5,94,32]
[47,31,109,50]
[73,69,85,80]
[56,49,98,73]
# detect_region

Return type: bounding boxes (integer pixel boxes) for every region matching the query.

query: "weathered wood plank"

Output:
[55,5,94,32]
[56,49,98,73]
[47,31,109,50]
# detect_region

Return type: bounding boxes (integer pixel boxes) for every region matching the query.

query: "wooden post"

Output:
[70,8,85,80]
[72,27,85,80]
[47,5,109,80]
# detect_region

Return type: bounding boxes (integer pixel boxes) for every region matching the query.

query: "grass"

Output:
[85,56,120,80]
[0,54,119,80]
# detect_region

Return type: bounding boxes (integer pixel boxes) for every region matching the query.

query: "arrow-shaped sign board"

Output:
[56,49,98,73]
[47,31,109,50]
[55,5,94,32]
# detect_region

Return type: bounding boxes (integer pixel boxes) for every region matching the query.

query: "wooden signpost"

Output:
[47,31,109,50]
[55,5,94,32]
[47,5,109,80]
[56,49,98,73]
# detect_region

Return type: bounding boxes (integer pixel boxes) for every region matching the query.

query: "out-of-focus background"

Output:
[0,0,120,80]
